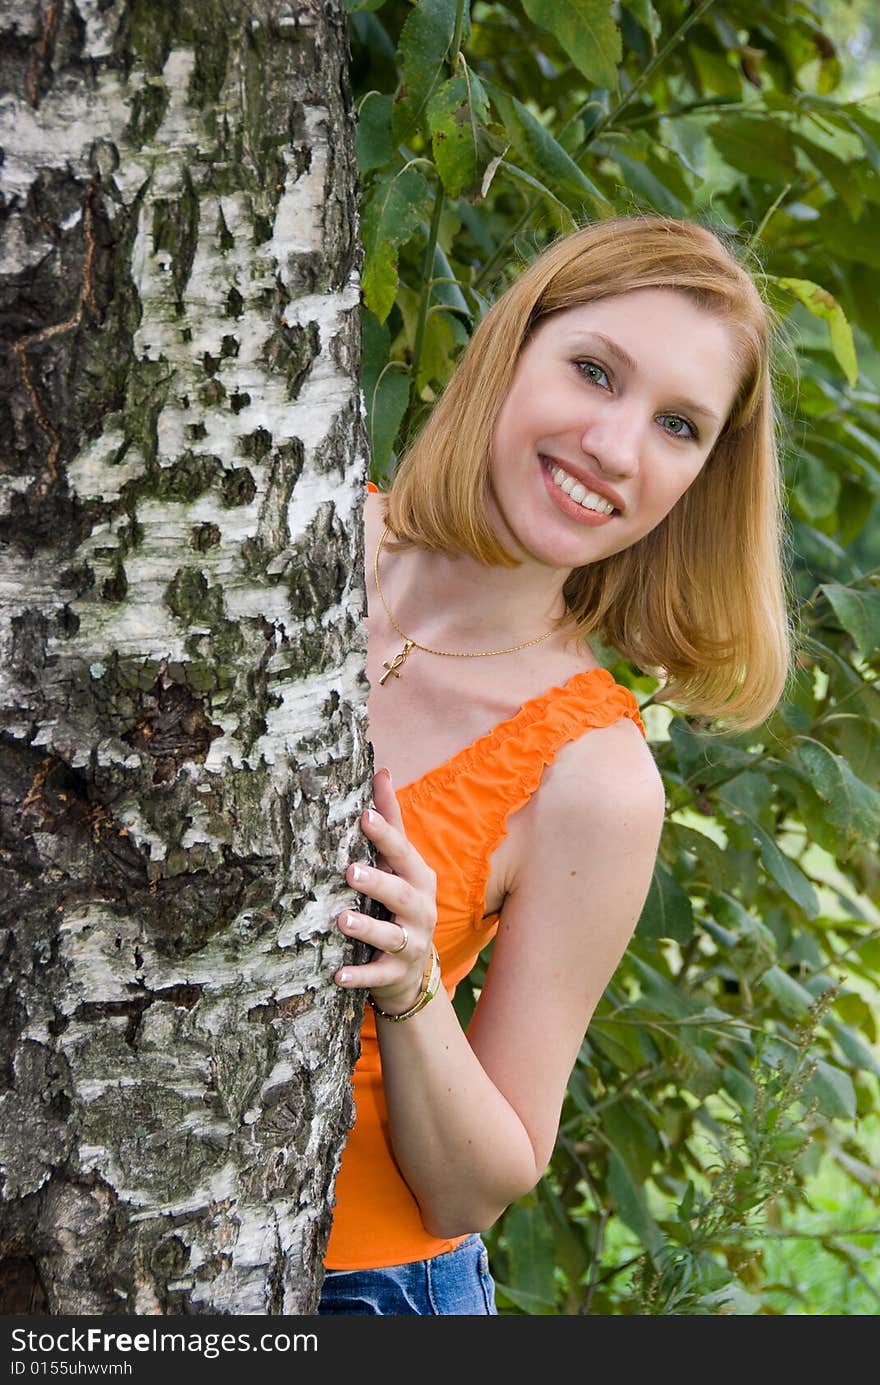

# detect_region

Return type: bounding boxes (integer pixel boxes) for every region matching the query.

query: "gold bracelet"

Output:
[369,944,441,1023]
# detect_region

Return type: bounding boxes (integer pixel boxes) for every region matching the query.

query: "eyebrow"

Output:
[571,331,723,426]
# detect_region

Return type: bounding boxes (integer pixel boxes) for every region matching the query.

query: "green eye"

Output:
[659,413,696,440]
[577,360,609,387]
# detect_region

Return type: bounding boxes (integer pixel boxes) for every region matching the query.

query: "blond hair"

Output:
[385,216,792,731]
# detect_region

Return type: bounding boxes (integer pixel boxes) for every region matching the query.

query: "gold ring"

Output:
[387,925,408,955]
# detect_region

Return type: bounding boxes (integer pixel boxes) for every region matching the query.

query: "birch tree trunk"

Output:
[0,0,369,1315]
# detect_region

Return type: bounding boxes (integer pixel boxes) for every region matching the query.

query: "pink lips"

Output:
[539,457,620,526]
[540,455,625,513]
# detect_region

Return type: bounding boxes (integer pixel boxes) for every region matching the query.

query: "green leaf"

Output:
[594,133,689,216]
[722,1064,755,1110]
[790,781,853,860]
[360,306,389,403]
[679,1180,696,1222]
[759,965,815,1018]
[689,45,743,99]
[804,1059,856,1119]
[391,0,459,146]
[748,820,820,919]
[629,955,697,1020]
[718,771,772,823]
[678,1040,724,1098]
[521,0,621,90]
[841,419,880,476]
[708,115,797,184]
[492,1280,557,1314]
[795,739,880,847]
[356,91,394,173]
[360,308,393,475]
[668,822,741,894]
[668,716,756,785]
[608,1149,663,1254]
[602,1098,660,1183]
[820,583,880,660]
[834,991,877,1044]
[622,0,661,40]
[636,861,694,943]
[368,363,411,485]
[494,159,575,216]
[827,1018,880,1079]
[836,476,877,548]
[817,203,880,270]
[501,1203,558,1311]
[855,939,880,979]
[537,1181,592,1287]
[482,78,609,214]
[792,450,841,523]
[711,893,779,980]
[842,105,880,175]
[775,278,858,387]
[585,1027,635,1073]
[427,72,491,198]
[361,168,433,323]
[430,240,471,317]
[792,133,863,219]
[588,1015,658,1073]
[415,307,457,391]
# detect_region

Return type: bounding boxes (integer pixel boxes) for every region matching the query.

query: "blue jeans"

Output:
[318,1234,498,1315]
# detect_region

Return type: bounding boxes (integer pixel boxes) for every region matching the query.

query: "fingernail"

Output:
[336,971,349,985]
[377,767,391,783]
[365,808,379,826]
[351,864,364,882]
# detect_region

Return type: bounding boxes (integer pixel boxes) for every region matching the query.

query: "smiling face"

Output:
[487,287,743,571]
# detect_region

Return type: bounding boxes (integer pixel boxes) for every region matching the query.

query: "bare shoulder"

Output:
[538,713,666,838]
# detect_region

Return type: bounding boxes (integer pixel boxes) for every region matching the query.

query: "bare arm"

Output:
[336,721,666,1236]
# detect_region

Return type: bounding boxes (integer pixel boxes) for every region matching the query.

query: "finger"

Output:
[372,768,404,828]
[338,909,410,956]
[334,957,412,991]
[366,770,400,874]
[361,807,431,887]
[334,945,428,997]
[348,862,431,924]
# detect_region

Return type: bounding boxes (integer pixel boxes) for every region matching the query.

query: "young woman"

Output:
[319,215,791,1315]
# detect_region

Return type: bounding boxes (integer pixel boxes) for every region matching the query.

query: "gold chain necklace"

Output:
[373,524,554,686]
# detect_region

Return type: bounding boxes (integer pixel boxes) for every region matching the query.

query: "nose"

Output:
[580,405,642,479]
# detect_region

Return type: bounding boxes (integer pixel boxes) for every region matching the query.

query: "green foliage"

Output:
[521,0,622,90]
[361,166,434,322]
[348,0,880,1314]
[627,995,830,1314]
[427,71,491,197]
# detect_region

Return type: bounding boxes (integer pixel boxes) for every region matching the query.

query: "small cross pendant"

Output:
[379,639,415,686]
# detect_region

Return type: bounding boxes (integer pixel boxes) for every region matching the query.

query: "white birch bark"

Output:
[0,0,369,1314]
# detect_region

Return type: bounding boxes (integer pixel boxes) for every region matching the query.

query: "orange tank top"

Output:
[323,656,646,1270]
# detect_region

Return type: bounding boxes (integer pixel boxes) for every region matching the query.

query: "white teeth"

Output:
[583,490,614,515]
[546,460,616,514]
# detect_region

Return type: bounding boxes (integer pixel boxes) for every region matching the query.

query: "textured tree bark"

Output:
[0,0,369,1315]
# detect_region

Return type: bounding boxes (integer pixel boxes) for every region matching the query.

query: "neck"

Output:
[374,527,570,653]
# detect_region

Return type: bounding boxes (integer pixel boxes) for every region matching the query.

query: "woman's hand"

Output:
[334,768,438,1015]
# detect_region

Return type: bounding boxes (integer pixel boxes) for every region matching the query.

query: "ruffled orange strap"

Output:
[398,669,645,925]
